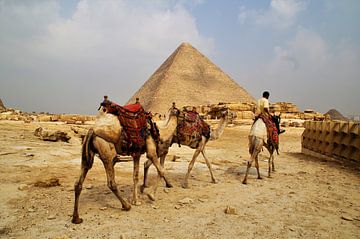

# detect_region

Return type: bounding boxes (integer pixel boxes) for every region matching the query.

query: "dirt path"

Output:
[0,121,359,239]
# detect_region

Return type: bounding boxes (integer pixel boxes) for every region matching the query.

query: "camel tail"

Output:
[81,129,95,169]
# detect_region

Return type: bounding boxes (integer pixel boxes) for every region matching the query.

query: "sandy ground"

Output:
[0,120,359,239]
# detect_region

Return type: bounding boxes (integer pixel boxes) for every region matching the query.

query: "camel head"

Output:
[97,106,107,117]
[168,106,180,118]
[272,113,281,125]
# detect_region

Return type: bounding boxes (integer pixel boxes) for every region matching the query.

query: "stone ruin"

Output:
[183,101,326,128]
[0,108,95,125]
[0,100,327,129]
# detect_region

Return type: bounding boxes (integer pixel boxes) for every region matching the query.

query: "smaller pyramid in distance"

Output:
[127,42,255,114]
[325,109,348,121]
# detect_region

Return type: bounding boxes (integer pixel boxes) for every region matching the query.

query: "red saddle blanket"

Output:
[177,111,210,142]
[258,114,279,149]
[106,103,148,154]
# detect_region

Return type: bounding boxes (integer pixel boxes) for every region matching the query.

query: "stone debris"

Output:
[341,215,354,221]
[34,178,60,188]
[224,206,237,215]
[47,215,56,220]
[18,184,29,191]
[24,153,35,157]
[178,197,193,204]
[28,208,36,212]
[198,198,208,203]
[34,127,71,142]
[166,155,180,162]
[85,185,93,189]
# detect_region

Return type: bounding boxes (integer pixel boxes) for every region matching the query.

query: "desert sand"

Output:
[0,120,359,239]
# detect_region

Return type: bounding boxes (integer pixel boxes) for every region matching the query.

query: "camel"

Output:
[142,105,229,189]
[72,106,171,224]
[242,115,281,184]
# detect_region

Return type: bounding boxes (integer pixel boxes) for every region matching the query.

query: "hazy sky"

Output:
[0,0,359,116]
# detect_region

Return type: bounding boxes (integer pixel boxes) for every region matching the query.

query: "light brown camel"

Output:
[72,107,171,224]
[142,106,229,189]
[242,116,280,184]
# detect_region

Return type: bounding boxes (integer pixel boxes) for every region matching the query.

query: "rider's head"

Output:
[262,91,270,99]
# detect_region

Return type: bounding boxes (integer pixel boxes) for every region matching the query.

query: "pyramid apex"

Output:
[179,42,193,48]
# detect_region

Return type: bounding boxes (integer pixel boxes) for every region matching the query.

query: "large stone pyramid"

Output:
[127,42,255,114]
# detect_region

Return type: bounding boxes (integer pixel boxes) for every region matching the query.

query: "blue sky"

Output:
[0,0,359,116]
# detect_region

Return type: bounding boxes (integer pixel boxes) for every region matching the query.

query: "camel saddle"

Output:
[257,114,279,151]
[106,102,159,156]
[176,111,210,146]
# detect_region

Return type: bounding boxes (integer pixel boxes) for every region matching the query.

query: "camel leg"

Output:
[201,148,217,184]
[102,159,131,211]
[72,164,89,224]
[268,154,272,177]
[242,156,254,185]
[95,139,131,211]
[255,155,262,179]
[131,155,142,205]
[144,149,172,201]
[159,154,172,187]
[182,148,201,188]
[272,154,275,172]
[141,159,152,193]
[243,138,262,184]
[141,153,171,194]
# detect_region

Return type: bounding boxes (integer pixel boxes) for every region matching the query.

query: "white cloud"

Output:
[239,0,306,30]
[263,28,360,114]
[0,0,214,113]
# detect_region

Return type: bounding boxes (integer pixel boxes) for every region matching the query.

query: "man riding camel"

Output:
[254,91,285,154]
[255,91,285,135]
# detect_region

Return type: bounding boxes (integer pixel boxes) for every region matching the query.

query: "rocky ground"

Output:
[0,120,359,239]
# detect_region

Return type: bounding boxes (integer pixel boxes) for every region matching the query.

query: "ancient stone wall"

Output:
[302,121,360,162]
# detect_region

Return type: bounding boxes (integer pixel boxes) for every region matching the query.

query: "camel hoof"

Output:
[146,193,155,201]
[132,201,142,206]
[181,182,189,189]
[258,176,262,180]
[122,204,132,211]
[165,182,173,188]
[71,217,83,224]
[242,180,247,185]
[212,179,218,184]
[140,185,146,193]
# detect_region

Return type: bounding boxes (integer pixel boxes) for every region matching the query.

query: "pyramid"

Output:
[325,109,348,121]
[127,42,255,114]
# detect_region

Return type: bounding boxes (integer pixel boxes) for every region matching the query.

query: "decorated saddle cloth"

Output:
[106,102,156,155]
[177,111,210,143]
[258,114,279,150]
